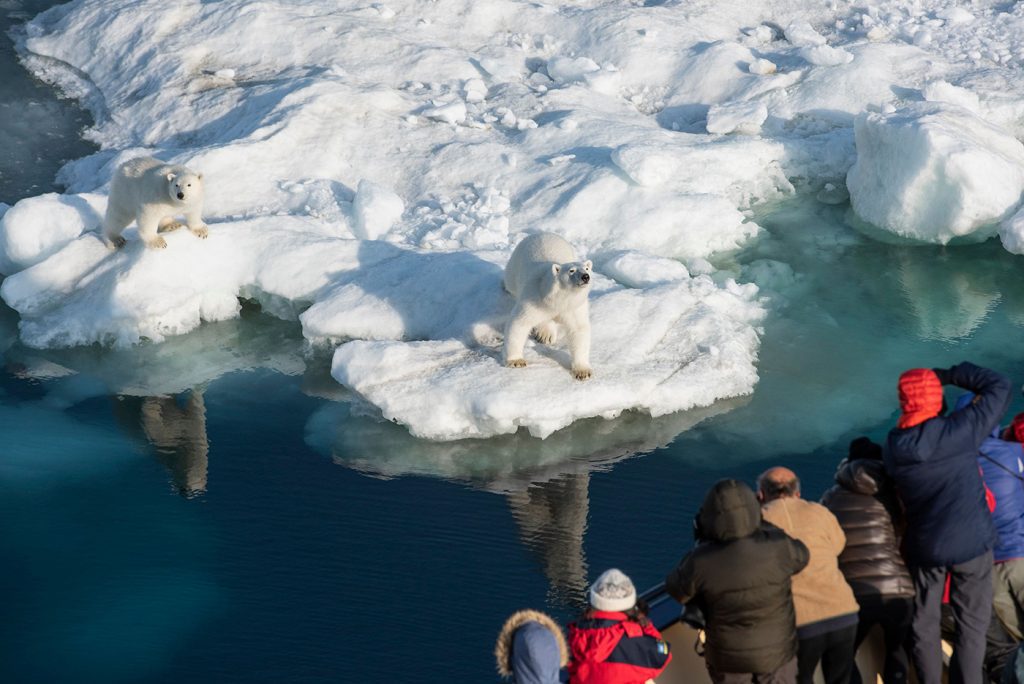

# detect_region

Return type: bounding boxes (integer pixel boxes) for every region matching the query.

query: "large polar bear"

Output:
[503,232,593,380]
[103,156,208,249]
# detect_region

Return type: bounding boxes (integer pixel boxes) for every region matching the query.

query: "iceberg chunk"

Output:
[331,274,763,440]
[847,102,1024,243]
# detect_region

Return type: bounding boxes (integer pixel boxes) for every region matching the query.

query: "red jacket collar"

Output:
[590,610,629,621]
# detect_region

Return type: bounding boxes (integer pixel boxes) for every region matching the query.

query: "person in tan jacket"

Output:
[759,467,860,684]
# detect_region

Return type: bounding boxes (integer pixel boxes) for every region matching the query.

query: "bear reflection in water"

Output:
[112,388,209,498]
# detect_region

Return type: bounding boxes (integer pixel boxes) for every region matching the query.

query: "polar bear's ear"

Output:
[583,260,592,271]
[197,172,203,181]
[166,172,177,183]
[551,263,561,275]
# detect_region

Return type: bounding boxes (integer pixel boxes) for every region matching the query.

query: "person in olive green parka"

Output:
[666,479,809,684]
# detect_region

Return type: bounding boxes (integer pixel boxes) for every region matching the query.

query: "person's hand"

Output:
[932,367,952,385]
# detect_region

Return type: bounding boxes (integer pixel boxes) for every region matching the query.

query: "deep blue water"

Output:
[4,3,1024,683]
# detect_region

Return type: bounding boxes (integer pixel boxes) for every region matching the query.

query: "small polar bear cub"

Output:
[503,232,593,380]
[103,156,208,250]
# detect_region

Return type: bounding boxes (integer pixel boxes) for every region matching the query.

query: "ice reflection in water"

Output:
[2,303,302,498]
[896,248,1001,342]
[691,200,1024,458]
[306,393,742,607]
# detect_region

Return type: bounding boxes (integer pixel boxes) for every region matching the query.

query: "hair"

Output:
[757,472,800,500]
[848,436,883,461]
[581,597,650,626]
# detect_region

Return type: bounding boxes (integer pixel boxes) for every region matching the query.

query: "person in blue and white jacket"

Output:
[964,394,1024,643]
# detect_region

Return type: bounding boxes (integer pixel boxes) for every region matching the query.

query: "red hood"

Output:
[898,368,943,429]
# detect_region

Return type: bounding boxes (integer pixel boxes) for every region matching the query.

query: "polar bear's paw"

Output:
[572,365,592,381]
[506,358,527,369]
[532,322,557,345]
[189,224,209,239]
[106,235,127,250]
[145,236,168,249]
[158,218,184,233]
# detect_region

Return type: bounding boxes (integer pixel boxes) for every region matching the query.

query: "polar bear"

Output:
[102,156,208,249]
[503,232,593,380]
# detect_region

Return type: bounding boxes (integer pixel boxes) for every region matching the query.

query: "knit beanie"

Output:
[897,368,944,429]
[589,568,636,612]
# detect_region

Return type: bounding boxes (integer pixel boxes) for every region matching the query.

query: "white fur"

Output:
[103,156,207,250]
[503,232,593,380]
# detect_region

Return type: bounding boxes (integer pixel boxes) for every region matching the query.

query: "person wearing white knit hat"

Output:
[568,568,672,683]
[589,568,638,612]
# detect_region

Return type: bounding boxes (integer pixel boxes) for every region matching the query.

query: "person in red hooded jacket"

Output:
[568,568,672,683]
[885,362,1012,684]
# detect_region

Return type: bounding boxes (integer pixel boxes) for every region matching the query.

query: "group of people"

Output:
[495,361,1024,684]
[496,567,672,684]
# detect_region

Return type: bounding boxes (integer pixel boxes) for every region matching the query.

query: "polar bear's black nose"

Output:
[581,272,590,284]
[177,192,185,200]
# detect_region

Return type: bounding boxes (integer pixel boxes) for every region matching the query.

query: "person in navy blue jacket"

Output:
[886,362,1012,684]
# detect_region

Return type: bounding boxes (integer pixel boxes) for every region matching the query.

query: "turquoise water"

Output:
[4,4,1024,682]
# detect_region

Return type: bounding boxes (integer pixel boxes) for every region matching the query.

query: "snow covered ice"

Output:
[847,102,1024,244]
[7,0,1024,440]
[330,270,761,440]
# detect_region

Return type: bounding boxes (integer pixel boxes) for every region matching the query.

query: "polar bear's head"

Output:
[552,259,593,290]
[166,170,204,205]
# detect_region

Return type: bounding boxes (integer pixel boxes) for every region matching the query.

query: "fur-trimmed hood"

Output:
[495,609,568,679]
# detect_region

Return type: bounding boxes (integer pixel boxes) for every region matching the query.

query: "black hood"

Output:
[697,479,761,542]
[835,458,888,496]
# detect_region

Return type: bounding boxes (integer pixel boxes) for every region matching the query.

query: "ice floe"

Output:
[330,272,762,440]
[847,102,1024,244]
[8,0,1024,440]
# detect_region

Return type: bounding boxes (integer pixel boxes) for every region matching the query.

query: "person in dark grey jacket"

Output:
[821,436,915,684]
[666,479,810,684]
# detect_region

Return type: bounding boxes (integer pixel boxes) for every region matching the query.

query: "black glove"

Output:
[932,367,953,385]
[680,602,706,630]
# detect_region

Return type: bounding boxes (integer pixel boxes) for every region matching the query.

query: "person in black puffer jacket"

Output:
[666,479,810,683]
[821,437,915,684]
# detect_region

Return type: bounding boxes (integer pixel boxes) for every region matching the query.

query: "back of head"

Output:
[836,437,886,494]
[511,622,562,684]
[897,368,944,428]
[757,467,800,503]
[495,610,567,683]
[697,478,761,542]
[848,436,882,461]
[589,568,637,613]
